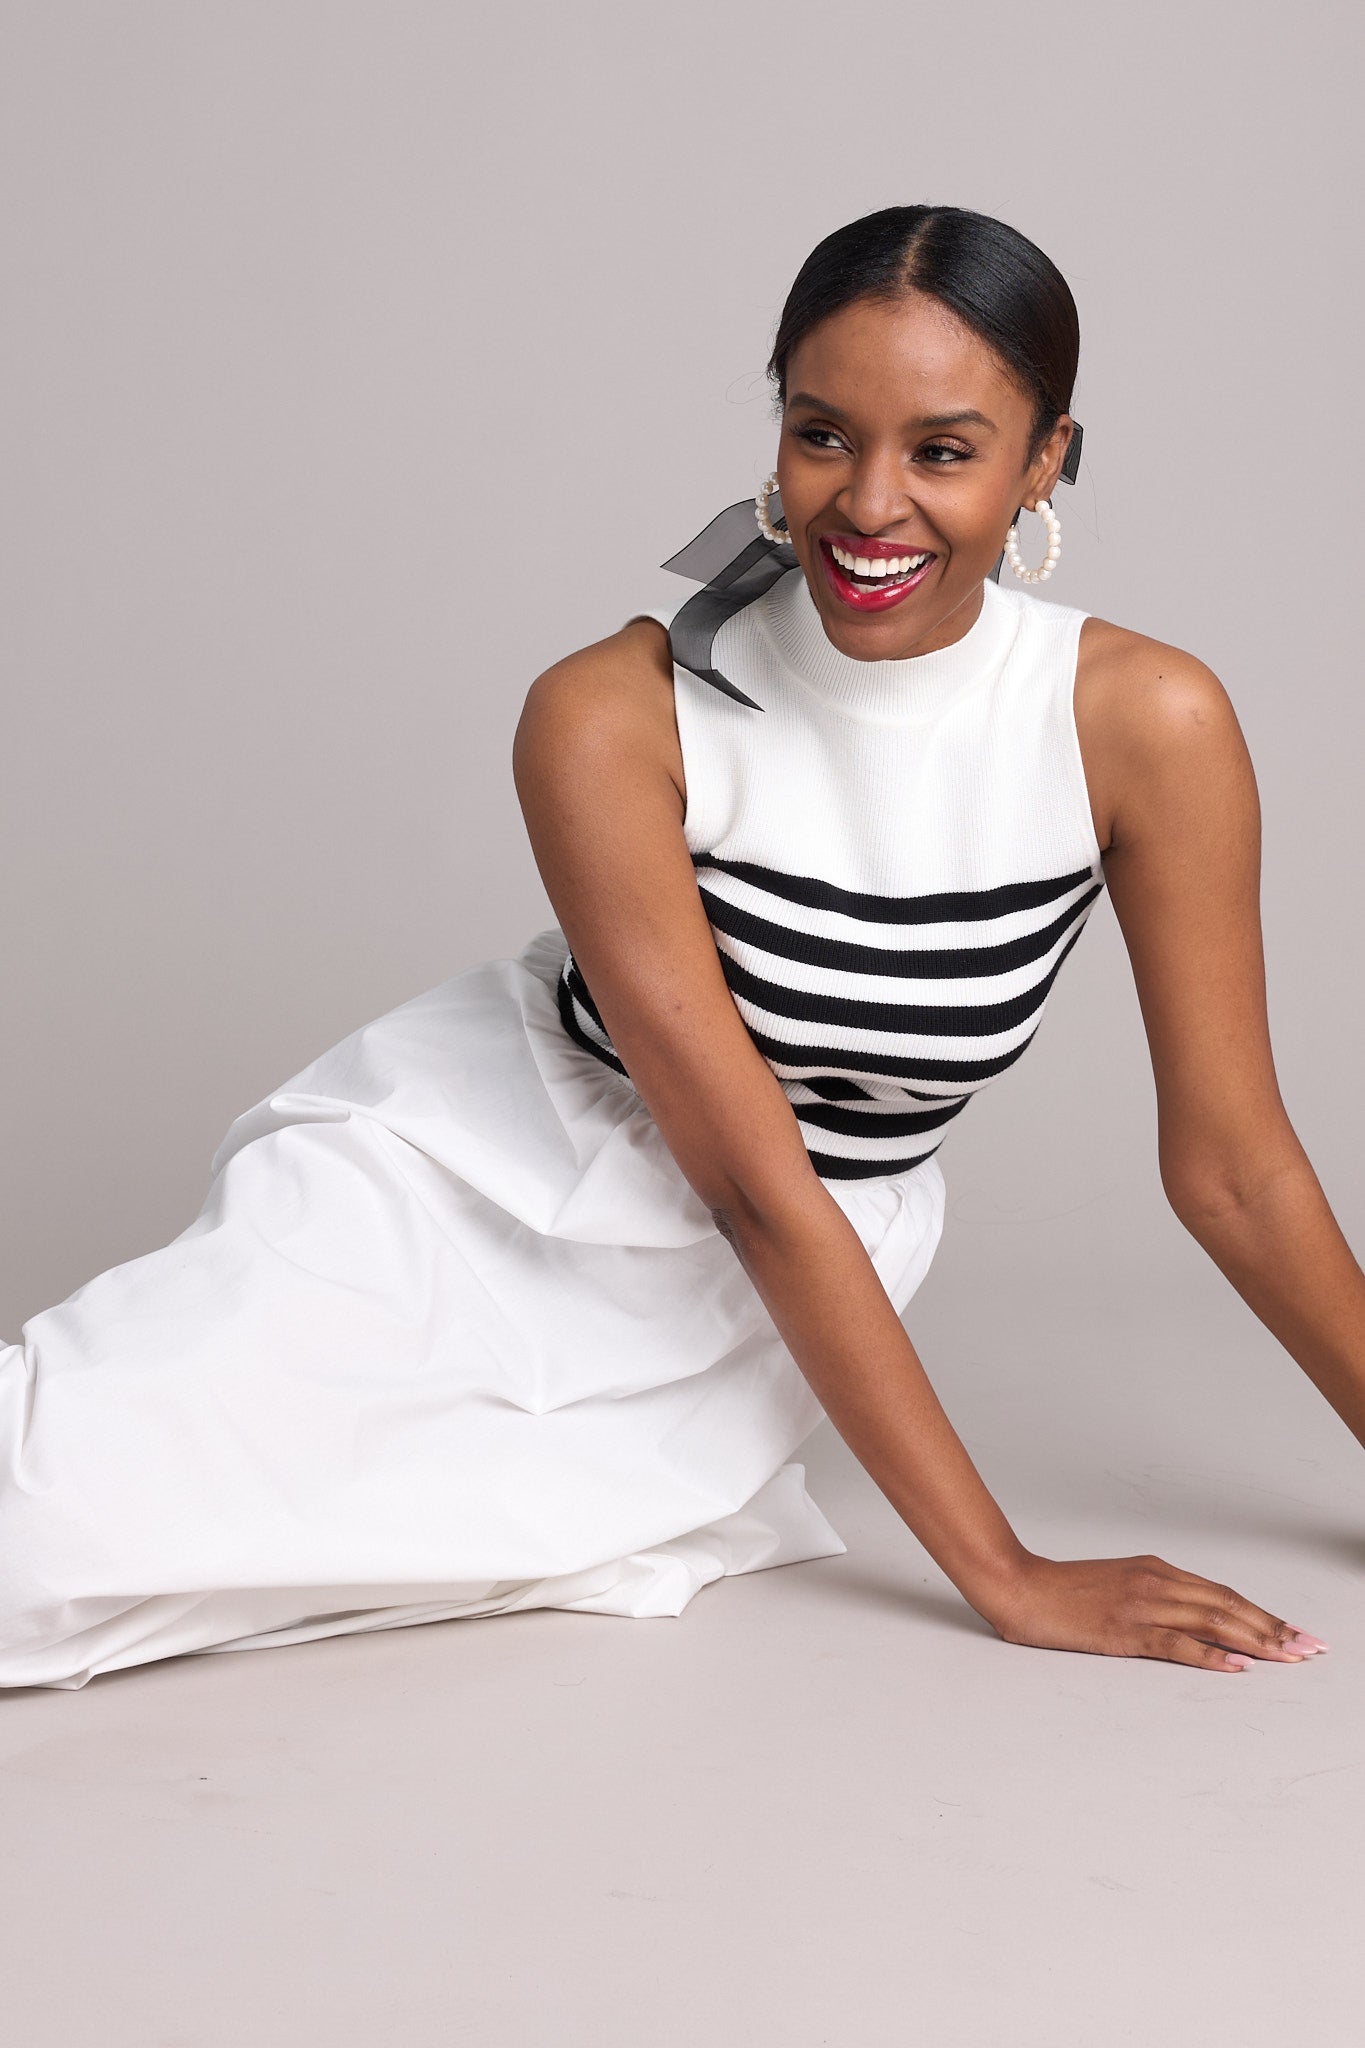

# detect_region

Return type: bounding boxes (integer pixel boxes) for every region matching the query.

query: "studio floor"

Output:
[0,1290,1358,2047]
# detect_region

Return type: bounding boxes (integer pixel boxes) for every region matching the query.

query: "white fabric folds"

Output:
[0,926,947,1689]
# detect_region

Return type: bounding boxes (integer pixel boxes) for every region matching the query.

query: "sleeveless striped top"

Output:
[556,560,1106,1182]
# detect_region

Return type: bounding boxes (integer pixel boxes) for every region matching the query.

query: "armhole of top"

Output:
[619,602,708,853]
[1061,604,1105,876]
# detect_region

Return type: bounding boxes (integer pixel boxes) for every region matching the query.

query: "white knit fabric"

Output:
[560,566,1105,1178]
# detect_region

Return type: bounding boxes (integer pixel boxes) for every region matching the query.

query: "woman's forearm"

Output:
[714,1183,1030,1621]
[1175,1157,1365,1445]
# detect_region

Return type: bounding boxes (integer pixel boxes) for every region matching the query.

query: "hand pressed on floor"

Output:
[981,1552,1329,1671]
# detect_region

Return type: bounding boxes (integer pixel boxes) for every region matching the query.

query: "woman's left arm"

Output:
[1090,627,1365,1450]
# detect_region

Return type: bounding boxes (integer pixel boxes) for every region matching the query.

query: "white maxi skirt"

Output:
[0,926,947,1689]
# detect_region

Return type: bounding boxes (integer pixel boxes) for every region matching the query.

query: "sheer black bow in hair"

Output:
[659,420,1083,713]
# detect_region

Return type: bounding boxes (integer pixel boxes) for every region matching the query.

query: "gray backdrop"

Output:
[2,0,1360,1344]
[4,10,1365,2047]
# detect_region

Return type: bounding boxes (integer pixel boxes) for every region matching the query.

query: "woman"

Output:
[0,204,1343,1689]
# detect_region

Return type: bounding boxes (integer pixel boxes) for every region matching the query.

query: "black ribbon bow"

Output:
[658,498,795,711]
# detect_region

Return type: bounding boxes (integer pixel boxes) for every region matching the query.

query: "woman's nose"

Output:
[836,461,916,536]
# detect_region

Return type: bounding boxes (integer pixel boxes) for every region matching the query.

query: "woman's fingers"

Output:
[1147,1607,1306,1665]
[1131,1561,1326,1665]
[1142,1630,1265,1673]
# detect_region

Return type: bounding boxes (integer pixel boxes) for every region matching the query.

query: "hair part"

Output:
[766,205,1080,471]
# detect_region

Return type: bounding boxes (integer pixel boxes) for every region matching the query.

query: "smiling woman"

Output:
[767,206,1081,647]
[0,204,1347,1689]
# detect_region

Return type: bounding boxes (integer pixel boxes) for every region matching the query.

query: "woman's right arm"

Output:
[511,625,1318,1673]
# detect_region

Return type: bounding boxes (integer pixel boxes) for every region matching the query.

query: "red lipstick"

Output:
[817,535,938,614]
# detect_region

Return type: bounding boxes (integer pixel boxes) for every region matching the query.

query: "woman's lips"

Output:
[817,536,937,613]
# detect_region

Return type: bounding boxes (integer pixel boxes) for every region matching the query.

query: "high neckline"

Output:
[759,565,1020,725]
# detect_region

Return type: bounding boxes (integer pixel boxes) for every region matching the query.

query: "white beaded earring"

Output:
[754,471,794,546]
[1003,497,1062,583]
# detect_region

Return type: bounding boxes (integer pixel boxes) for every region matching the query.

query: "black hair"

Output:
[766,205,1080,470]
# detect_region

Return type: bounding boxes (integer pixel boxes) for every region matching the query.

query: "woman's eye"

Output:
[792,426,971,464]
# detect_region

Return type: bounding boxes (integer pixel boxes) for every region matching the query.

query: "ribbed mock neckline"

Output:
[760,564,1018,725]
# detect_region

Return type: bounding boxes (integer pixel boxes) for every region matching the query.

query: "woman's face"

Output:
[775,290,1075,659]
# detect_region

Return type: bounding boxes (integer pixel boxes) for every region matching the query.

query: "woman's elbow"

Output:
[701,1157,827,1245]
[1159,1119,1311,1229]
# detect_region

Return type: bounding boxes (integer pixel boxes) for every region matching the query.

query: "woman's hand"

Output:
[980,1552,1329,1671]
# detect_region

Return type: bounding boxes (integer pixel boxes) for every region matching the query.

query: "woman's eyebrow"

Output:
[786,392,998,433]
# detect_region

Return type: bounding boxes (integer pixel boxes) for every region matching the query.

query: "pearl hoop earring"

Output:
[754,471,793,547]
[1003,497,1062,583]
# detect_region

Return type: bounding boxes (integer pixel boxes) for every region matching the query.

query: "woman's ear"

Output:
[1031,416,1079,502]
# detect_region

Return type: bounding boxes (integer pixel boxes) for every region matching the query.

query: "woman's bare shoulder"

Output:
[1075,611,1246,853]
[1077,610,1230,713]
[522,616,674,720]
[513,615,683,800]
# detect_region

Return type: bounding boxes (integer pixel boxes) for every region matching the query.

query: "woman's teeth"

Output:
[829,544,933,583]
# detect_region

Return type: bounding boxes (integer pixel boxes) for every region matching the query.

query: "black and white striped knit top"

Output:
[556,561,1106,1183]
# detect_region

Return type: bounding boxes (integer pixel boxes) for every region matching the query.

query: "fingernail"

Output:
[1288,1632,1330,1652]
[1225,1654,1254,1669]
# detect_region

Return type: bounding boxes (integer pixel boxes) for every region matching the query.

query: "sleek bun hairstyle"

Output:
[767,205,1080,471]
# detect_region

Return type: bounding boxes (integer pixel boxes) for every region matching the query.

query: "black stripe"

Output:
[806,1140,945,1181]
[565,957,609,1035]
[743,1017,1040,1085]
[693,850,1097,926]
[792,1094,970,1139]
[795,1074,969,1106]
[719,915,1092,1038]
[699,878,1102,980]
[556,966,629,1078]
